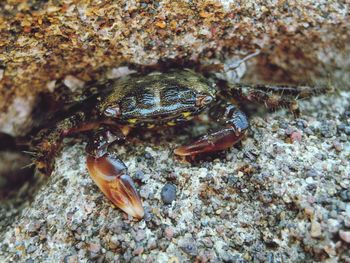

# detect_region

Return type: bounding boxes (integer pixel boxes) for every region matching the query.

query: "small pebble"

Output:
[140,187,152,199]
[134,170,145,182]
[164,227,174,239]
[339,133,348,141]
[327,219,340,233]
[284,127,294,135]
[324,245,337,257]
[167,256,180,263]
[344,126,350,135]
[340,190,350,201]
[202,237,213,248]
[88,243,101,254]
[146,239,157,250]
[339,230,350,243]
[216,225,225,235]
[63,255,78,263]
[27,221,41,233]
[333,141,342,151]
[296,119,308,129]
[216,209,222,215]
[180,242,197,256]
[108,238,119,250]
[311,221,322,238]
[338,123,346,131]
[305,177,314,184]
[344,217,350,227]
[123,251,132,262]
[320,120,337,137]
[135,229,146,242]
[133,246,144,256]
[161,184,177,204]
[26,245,37,254]
[144,152,153,159]
[290,131,302,143]
[304,207,314,217]
[305,127,314,135]
[306,169,320,178]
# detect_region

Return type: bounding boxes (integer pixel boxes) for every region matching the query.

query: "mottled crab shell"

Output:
[97,69,216,122]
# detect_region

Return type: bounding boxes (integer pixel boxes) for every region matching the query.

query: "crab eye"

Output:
[104,105,121,118]
[196,94,213,106]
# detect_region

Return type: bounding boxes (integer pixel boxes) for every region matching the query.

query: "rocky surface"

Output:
[0,0,349,136]
[1,1,350,262]
[1,90,349,262]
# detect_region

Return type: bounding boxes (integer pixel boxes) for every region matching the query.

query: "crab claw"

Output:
[86,153,144,219]
[174,128,245,157]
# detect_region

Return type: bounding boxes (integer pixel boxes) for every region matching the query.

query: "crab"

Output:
[30,65,327,220]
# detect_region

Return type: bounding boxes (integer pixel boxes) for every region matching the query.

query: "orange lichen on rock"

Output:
[0,0,349,136]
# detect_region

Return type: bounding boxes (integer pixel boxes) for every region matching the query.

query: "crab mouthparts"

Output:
[87,155,144,219]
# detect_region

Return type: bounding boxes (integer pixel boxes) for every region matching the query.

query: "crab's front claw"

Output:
[87,153,144,219]
[175,107,249,157]
[174,127,245,157]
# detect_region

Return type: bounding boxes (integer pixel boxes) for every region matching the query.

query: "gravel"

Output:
[161,184,177,205]
[1,90,349,262]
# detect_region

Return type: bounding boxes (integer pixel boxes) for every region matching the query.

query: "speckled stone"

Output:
[161,183,177,205]
[339,230,350,243]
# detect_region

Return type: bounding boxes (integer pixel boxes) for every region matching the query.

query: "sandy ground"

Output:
[0,90,349,262]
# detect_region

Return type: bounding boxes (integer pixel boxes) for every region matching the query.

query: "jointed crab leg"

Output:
[31,111,89,174]
[233,83,332,97]
[86,129,144,219]
[219,83,333,116]
[174,103,248,157]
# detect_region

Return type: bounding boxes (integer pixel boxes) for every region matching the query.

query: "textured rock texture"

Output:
[0,0,350,262]
[1,91,349,262]
[0,0,349,135]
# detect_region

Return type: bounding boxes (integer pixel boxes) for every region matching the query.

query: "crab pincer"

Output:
[86,129,144,219]
[174,107,249,157]
[174,128,245,156]
[87,153,144,219]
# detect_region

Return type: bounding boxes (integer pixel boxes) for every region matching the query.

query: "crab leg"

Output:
[219,83,332,117]
[86,129,144,219]
[31,111,89,174]
[223,83,332,100]
[174,104,248,157]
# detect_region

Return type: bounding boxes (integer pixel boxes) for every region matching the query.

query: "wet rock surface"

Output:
[1,90,349,262]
